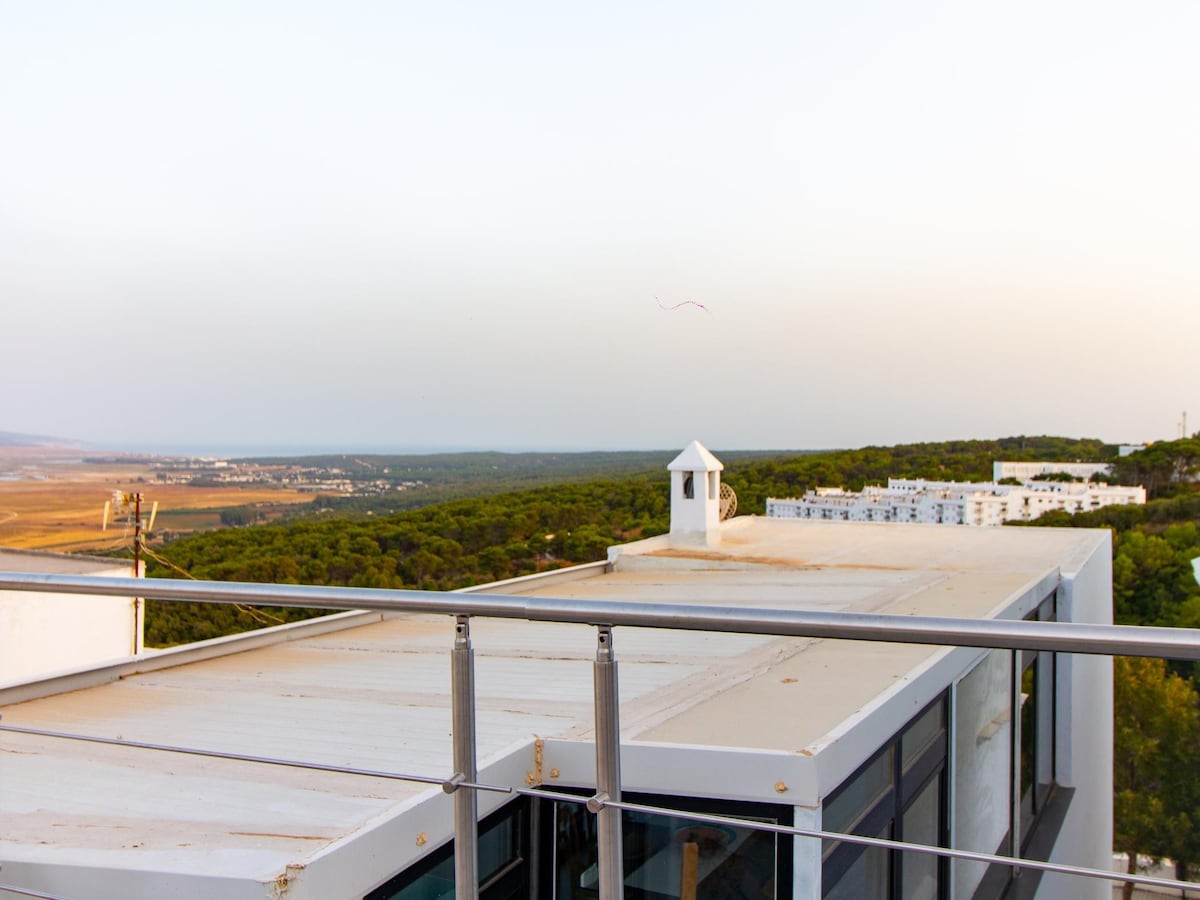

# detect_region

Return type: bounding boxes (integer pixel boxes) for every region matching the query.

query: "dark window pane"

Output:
[1036,651,1055,807]
[1020,662,1036,821]
[902,702,944,772]
[553,802,599,898]
[1021,650,1057,836]
[825,823,892,900]
[553,799,779,899]
[901,778,940,899]
[823,748,895,843]
[381,854,454,900]
[952,651,1010,899]
[479,805,520,884]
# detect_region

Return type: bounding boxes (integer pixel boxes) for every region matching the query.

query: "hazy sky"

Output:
[2,1,1197,453]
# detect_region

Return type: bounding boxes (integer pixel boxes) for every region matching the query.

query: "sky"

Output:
[2,1,1197,454]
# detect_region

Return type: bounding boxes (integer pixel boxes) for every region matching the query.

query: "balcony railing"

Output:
[2,571,1200,900]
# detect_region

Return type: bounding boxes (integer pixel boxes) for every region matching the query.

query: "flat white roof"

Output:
[0,547,131,575]
[0,518,1108,894]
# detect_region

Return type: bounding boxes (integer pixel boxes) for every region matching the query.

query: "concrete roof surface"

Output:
[0,518,1107,882]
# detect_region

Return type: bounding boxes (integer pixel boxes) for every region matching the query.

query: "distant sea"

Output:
[99,442,645,458]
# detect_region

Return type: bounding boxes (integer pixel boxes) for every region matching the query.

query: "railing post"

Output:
[593,624,624,900]
[452,615,478,900]
[1009,649,1022,882]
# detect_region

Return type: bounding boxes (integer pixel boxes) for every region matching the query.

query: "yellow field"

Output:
[0,459,312,554]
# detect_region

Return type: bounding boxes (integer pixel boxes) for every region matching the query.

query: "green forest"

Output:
[134,434,1200,882]
[142,435,1111,644]
[1017,438,1200,885]
[142,476,671,642]
[248,448,792,519]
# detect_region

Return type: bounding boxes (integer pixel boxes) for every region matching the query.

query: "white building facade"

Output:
[992,461,1112,481]
[768,478,1145,527]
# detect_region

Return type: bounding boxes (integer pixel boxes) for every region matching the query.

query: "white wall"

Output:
[0,565,139,684]
[993,461,1112,481]
[952,649,1013,898]
[1035,536,1113,900]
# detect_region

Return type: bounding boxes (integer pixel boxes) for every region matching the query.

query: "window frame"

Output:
[971,591,1066,900]
[539,787,794,899]
[363,796,533,900]
[821,693,950,899]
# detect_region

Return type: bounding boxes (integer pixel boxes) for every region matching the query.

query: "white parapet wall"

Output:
[0,549,141,684]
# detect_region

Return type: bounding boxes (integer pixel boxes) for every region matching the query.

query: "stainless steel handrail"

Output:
[2,572,1199,659]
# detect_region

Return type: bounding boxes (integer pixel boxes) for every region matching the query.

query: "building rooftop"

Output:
[0,547,132,574]
[0,516,1108,896]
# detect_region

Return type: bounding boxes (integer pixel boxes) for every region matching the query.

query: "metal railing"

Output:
[2,571,1200,900]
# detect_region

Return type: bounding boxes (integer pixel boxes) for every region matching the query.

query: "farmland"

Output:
[0,450,312,554]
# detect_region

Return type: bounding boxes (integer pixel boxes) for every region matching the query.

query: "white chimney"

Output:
[667,440,724,545]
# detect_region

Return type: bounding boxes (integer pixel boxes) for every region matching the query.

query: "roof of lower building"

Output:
[0,516,1108,894]
[0,547,132,573]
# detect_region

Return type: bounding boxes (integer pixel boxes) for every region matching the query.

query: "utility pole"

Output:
[133,492,143,578]
[102,491,155,655]
[131,492,144,656]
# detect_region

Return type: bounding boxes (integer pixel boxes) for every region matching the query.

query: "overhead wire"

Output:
[137,541,286,627]
[104,503,288,628]
[3,722,1199,896]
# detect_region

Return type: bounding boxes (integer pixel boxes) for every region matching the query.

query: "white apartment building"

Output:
[0,444,1124,899]
[768,478,1145,527]
[991,461,1112,481]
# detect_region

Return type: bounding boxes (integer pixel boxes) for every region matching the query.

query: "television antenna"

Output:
[102,492,158,578]
[101,491,157,656]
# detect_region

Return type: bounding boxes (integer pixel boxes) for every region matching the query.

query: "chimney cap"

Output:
[667,440,723,473]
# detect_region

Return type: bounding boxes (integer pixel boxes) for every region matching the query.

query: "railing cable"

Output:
[5,723,1197,896]
[0,723,490,790]
[512,787,1200,895]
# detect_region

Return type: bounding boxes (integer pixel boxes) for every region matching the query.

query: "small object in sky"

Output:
[657,297,710,313]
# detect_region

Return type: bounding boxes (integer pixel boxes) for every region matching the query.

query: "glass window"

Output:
[365,799,529,900]
[553,799,599,899]
[825,824,891,900]
[902,704,944,772]
[1019,647,1056,839]
[823,748,894,840]
[480,801,525,891]
[549,793,787,900]
[378,854,454,900]
[952,651,1011,900]
[900,778,940,900]
[953,593,1059,900]
[822,697,947,899]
